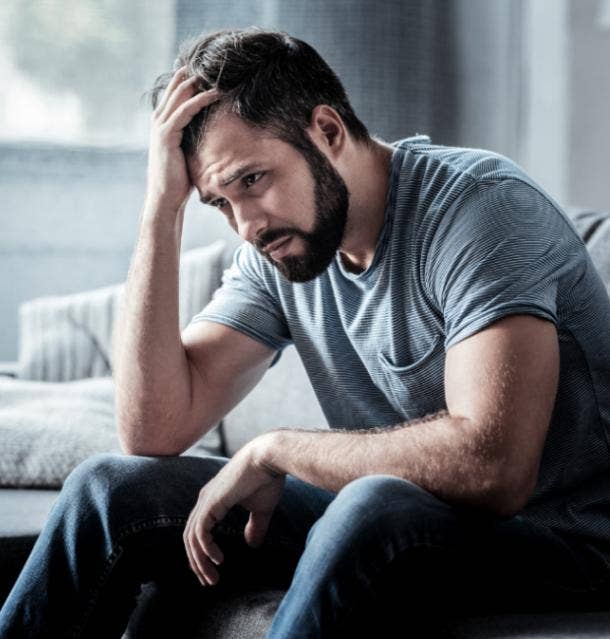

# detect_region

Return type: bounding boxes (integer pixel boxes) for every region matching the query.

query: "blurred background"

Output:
[0,0,608,360]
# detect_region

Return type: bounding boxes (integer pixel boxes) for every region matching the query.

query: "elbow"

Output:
[119,438,184,458]
[118,438,154,457]
[485,467,538,518]
[116,417,185,457]
[488,493,528,519]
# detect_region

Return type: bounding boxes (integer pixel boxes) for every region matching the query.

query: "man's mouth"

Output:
[264,236,292,259]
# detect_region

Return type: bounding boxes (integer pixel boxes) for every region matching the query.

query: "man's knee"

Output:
[60,452,229,520]
[62,453,133,502]
[305,474,452,549]
[332,474,448,521]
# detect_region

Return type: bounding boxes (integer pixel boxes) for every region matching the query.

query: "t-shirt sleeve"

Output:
[425,178,579,350]
[188,243,292,367]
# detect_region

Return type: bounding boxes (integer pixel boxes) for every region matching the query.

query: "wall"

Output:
[0,145,238,361]
[569,0,610,210]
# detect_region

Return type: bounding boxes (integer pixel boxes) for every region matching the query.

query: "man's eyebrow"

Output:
[199,163,259,205]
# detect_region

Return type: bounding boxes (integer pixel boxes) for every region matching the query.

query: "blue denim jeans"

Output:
[1,452,609,638]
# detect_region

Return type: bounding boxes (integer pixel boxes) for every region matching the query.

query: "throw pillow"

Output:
[17,239,227,382]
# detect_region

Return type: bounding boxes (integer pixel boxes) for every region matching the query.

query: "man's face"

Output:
[187,111,349,282]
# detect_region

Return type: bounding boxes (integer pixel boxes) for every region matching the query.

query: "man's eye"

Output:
[244,172,264,187]
[210,198,227,209]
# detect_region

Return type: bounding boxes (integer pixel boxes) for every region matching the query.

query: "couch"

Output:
[1,207,610,637]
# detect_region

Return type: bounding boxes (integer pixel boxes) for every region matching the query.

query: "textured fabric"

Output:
[0,453,336,637]
[0,377,117,488]
[0,377,223,488]
[17,240,226,382]
[190,135,610,571]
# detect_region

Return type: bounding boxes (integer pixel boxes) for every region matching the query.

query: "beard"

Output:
[254,142,350,283]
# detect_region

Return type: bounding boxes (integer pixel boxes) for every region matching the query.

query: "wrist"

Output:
[141,198,185,224]
[250,431,285,478]
[139,201,186,245]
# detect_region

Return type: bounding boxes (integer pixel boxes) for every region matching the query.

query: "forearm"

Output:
[113,204,193,454]
[259,410,510,514]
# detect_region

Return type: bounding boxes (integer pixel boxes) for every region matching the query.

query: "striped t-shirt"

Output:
[191,135,610,570]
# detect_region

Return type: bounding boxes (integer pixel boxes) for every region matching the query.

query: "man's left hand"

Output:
[183,435,285,586]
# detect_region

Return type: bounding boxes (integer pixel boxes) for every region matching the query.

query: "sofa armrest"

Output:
[0,361,18,378]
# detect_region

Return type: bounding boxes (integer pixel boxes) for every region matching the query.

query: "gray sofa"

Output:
[1,207,610,637]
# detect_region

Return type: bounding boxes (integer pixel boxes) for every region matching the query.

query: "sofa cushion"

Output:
[17,240,227,382]
[127,585,610,638]
[125,585,284,639]
[449,610,610,638]
[221,344,328,456]
[0,489,59,607]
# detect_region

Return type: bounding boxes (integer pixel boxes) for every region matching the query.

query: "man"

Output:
[2,26,610,638]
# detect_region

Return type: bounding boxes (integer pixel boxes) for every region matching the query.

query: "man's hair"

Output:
[150,27,372,157]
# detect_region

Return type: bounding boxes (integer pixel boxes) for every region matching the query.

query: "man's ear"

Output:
[306,104,346,160]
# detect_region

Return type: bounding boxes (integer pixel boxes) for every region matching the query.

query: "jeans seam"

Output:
[211,521,304,550]
[71,512,304,638]
[71,505,310,638]
[71,516,189,639]
[71,545,125,639]
[123,515,303,552]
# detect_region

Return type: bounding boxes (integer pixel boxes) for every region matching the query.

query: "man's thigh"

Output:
[111,454,336,590]
[212,471,337,590]
[301,476,610,634]
[123,457,336,634]
[369,510,610,626]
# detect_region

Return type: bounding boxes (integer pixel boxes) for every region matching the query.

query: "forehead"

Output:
[188,111,292,190]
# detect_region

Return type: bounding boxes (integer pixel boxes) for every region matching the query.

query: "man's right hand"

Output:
[145,66,221,216]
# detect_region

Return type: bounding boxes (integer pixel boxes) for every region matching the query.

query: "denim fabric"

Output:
[1,454,609,638]
[0,453,334,638]
[267,475,610,638]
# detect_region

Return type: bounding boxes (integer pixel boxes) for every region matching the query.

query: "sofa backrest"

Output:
[568,208,610,298]
[222,344,328,455]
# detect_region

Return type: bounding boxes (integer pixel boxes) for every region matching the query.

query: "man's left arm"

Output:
[185,181,564,587]
[186,313,558,586]
[257,313,559,517]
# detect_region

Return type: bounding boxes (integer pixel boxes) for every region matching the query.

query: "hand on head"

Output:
[145,66,221,217]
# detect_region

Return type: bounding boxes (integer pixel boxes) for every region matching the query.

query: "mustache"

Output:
[255,228,304,251]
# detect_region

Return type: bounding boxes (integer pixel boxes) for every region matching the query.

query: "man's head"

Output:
[151,27,373,282]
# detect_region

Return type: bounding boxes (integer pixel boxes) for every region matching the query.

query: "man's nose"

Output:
[233,203,267,244]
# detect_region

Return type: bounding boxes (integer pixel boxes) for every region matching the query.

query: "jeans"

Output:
[1,452,609,638]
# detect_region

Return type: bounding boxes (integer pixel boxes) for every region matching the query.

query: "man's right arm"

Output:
[112,67,275,456]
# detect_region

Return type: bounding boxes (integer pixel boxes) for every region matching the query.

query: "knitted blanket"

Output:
[0,375,223,488]
[0,376,118,487]
[2,240,229,487]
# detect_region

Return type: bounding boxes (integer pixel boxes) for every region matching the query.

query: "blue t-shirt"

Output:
[190,136,610,567]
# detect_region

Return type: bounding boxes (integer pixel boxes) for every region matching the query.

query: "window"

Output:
[0,0,175,147]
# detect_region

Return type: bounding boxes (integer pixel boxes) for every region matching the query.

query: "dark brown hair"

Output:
[150,27,371,157]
